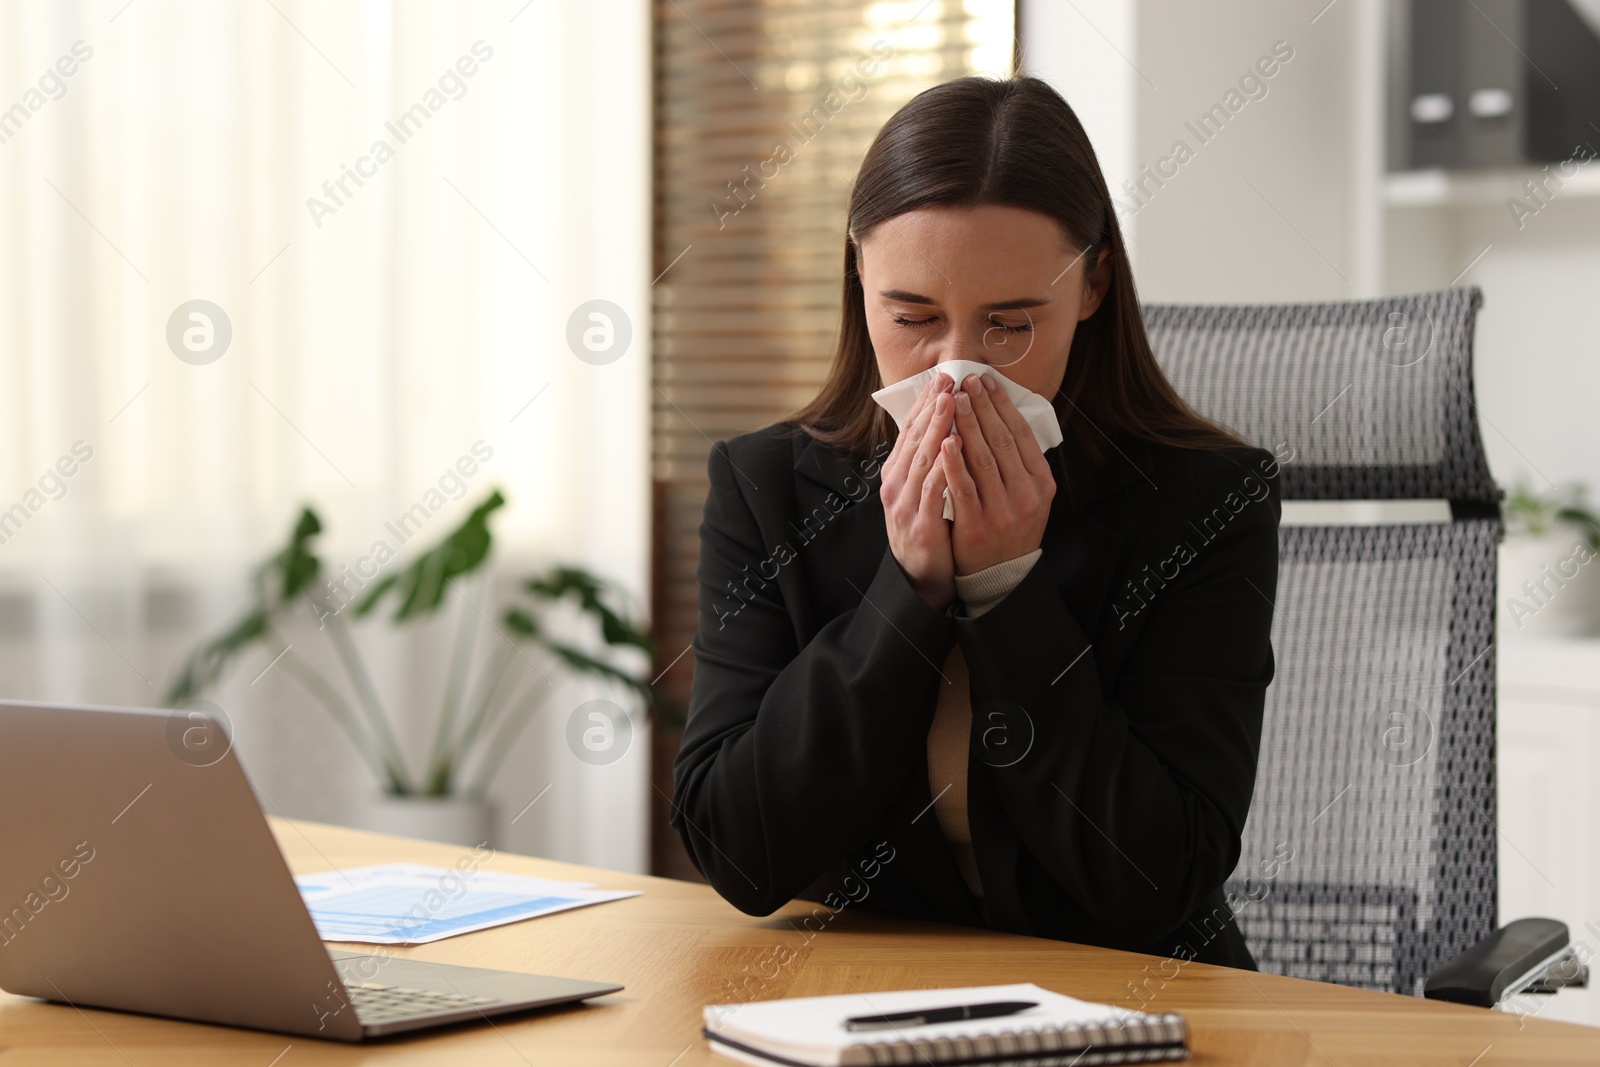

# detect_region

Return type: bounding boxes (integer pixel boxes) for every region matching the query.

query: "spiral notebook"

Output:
[702,982,1188,1067]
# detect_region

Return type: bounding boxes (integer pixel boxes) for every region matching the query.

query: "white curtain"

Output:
[0,0,652,871]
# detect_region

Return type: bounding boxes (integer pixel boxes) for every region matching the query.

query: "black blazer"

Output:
[671,419,1282,970]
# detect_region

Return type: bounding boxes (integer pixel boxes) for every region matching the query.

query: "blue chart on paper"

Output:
[305,884,584,940]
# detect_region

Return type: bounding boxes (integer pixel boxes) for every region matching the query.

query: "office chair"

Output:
[1144,285,1587,1009]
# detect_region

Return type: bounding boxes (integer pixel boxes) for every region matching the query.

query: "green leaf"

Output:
[166,506,324,705]
[536,636,665,717]
[166,609,269,704]
[1504,478,1600,539]
[253,507,324,605]
[502,563,678,723]
[503,607,541,637]
[524,566,656,657]
[1555,505,1600,553]
[356,489,506,622]
[1554,505,1600,528]
[350,572,399,612]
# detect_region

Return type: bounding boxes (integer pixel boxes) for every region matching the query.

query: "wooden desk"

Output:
[2,818,1597,1064]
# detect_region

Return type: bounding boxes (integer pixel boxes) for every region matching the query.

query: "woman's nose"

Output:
[936,328,994,365]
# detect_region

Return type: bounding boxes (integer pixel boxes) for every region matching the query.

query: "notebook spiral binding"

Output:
[855,1012,1189,1066]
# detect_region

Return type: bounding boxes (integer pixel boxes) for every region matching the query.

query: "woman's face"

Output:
[855,203,1112,399]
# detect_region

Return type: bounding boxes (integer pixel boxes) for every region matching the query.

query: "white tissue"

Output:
[870,359,1063,520]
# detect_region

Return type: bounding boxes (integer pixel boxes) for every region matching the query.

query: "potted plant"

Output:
[1499,477,1600,638]
[166,488,674,845]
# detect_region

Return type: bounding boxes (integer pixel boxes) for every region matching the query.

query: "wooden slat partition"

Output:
[649,0,1017,878]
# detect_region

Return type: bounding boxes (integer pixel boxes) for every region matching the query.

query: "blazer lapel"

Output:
[964,437,1150,934]
[877,753,991,927]
[1041,432,1154,637]
[791,435,990,924]
[789,434,892,635]
[792,432,885,507]
[792,427,1156,933]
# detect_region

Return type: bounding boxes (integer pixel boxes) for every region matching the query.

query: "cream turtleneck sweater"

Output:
[925,548,1042,899]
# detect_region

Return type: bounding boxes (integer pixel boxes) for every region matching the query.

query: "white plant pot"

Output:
[349,793,495,848]
[1498,532,1599,638]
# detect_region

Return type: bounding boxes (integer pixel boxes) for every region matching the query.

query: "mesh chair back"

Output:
[1144,287,1501,995]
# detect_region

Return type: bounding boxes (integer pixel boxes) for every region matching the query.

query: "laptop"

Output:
[0,699,623,1040]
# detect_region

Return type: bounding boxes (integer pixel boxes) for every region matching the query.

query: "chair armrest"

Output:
[1424,917,1573,1007]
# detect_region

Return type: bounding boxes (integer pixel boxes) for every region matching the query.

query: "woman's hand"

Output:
[879,374,958,610]
[940,373,1056,575]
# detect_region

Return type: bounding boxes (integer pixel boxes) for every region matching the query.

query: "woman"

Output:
[670,74,1281,970]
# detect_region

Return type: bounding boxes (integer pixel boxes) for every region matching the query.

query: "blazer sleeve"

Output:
[955,450,1281,946]
[670,439,957,915]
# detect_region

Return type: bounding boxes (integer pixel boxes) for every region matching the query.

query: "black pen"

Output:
[843,1000,1038,1031]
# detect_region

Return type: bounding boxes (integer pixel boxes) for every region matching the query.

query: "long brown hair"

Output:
[785,74,1249,472]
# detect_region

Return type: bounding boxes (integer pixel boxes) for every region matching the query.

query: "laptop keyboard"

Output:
[344,980,501,1022]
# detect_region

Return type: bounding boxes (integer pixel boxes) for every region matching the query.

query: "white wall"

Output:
[1017,0,1138,241]
[1023,0,1600,500]
[1020,0,1387,300]
[1124,0,1382,302]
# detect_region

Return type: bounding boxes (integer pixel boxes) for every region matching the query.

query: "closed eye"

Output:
[890,314,937,328]
[989,318,1033,334]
